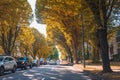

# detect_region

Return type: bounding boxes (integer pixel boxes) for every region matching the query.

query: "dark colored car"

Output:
[39,58,47,65]
[0,55,17,76]
[16,57,32,70]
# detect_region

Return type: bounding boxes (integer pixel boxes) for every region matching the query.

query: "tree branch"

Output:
[107,0,115,20]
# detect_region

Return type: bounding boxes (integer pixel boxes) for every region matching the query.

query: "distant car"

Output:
[56,60,60,65]
[32,60,39,67]
[48,60,57,65]
[0,55,17,76]
[60,60,68,65]
[16,57,32,70]
[39,58,47,65]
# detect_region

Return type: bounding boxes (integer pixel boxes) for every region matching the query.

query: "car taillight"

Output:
[22,62,24,64]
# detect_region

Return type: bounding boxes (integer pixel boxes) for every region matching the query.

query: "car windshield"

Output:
[33,60,37,62]
[18,57,27,60]
[0,57,4,62]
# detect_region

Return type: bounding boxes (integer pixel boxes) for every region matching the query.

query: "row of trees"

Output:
[35,0,120,73]
[0,0,32,56]
[0,0,56,60]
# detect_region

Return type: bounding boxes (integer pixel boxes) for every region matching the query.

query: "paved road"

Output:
[0,65,92,80]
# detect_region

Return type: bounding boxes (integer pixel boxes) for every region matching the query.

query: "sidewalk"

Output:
[73,62,120,80]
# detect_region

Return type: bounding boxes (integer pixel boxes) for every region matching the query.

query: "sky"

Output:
[27,0,47,37]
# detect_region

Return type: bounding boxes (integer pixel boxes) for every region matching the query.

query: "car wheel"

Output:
[29,64,32,68]
[12,66,16,73]
[24,66,27,70]
[21,67,23,70]
[0,67,4,76]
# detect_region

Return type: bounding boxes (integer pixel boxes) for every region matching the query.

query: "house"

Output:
[109,29,120,61]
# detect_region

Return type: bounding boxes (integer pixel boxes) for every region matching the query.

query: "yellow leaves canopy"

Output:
[18,26,35,48]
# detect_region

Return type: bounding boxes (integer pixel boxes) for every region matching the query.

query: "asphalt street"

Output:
[0,65,92,80]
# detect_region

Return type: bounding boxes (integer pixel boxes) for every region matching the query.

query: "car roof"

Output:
[0,55,13,58]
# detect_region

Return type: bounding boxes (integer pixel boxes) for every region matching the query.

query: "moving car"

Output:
[0,55,17,76]
[16,57,32,70]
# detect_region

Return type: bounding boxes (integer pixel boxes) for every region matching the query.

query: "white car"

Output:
[0,55,17,76]
[48,60,57,65]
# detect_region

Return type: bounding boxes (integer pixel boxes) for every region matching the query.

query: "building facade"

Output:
[109,30,120,61]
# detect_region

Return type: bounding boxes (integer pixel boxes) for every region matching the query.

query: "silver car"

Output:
[48,60,57,65]
[0,55,17,76]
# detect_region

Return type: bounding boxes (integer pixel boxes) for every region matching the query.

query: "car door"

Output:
[4,57,10,70]
[8,57,14,70]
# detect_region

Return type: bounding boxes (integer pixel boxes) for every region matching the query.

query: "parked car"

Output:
[16,57,32,70]
[56,60,60,65]
[39,58,47,65]
[0,55,17,76]
[60,60,68,65]
[32,60,39,67]
[48,60,57,65]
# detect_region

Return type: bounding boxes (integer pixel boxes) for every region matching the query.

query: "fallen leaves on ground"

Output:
[74,61,120,80]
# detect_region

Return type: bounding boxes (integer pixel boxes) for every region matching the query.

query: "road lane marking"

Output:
[41,77,45,80]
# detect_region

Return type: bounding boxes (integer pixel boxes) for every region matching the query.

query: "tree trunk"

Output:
[73,46,78,63]
[98,29,112,73]
[6,51,11,56]
[72,27,79,64]
[62,42,73,63]
[67,48,73,63]
[72,41,78,64]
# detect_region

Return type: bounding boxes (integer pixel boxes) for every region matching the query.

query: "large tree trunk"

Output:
[61,41,74,63]
[72,27,79,64]
[72,39,78,64]
[6,51,11,56]
[66,45,73,63]
[71,31,79,64]
[85,0,114,73]
[98,29,112,73]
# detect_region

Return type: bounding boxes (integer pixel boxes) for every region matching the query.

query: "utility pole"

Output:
[81,12,86,68]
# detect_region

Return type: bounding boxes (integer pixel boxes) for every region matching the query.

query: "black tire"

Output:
[0,67,4,76]
[24,66,27,70]
[21,67,23,70]
[29,64,32,68]
[12,66,16,73]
